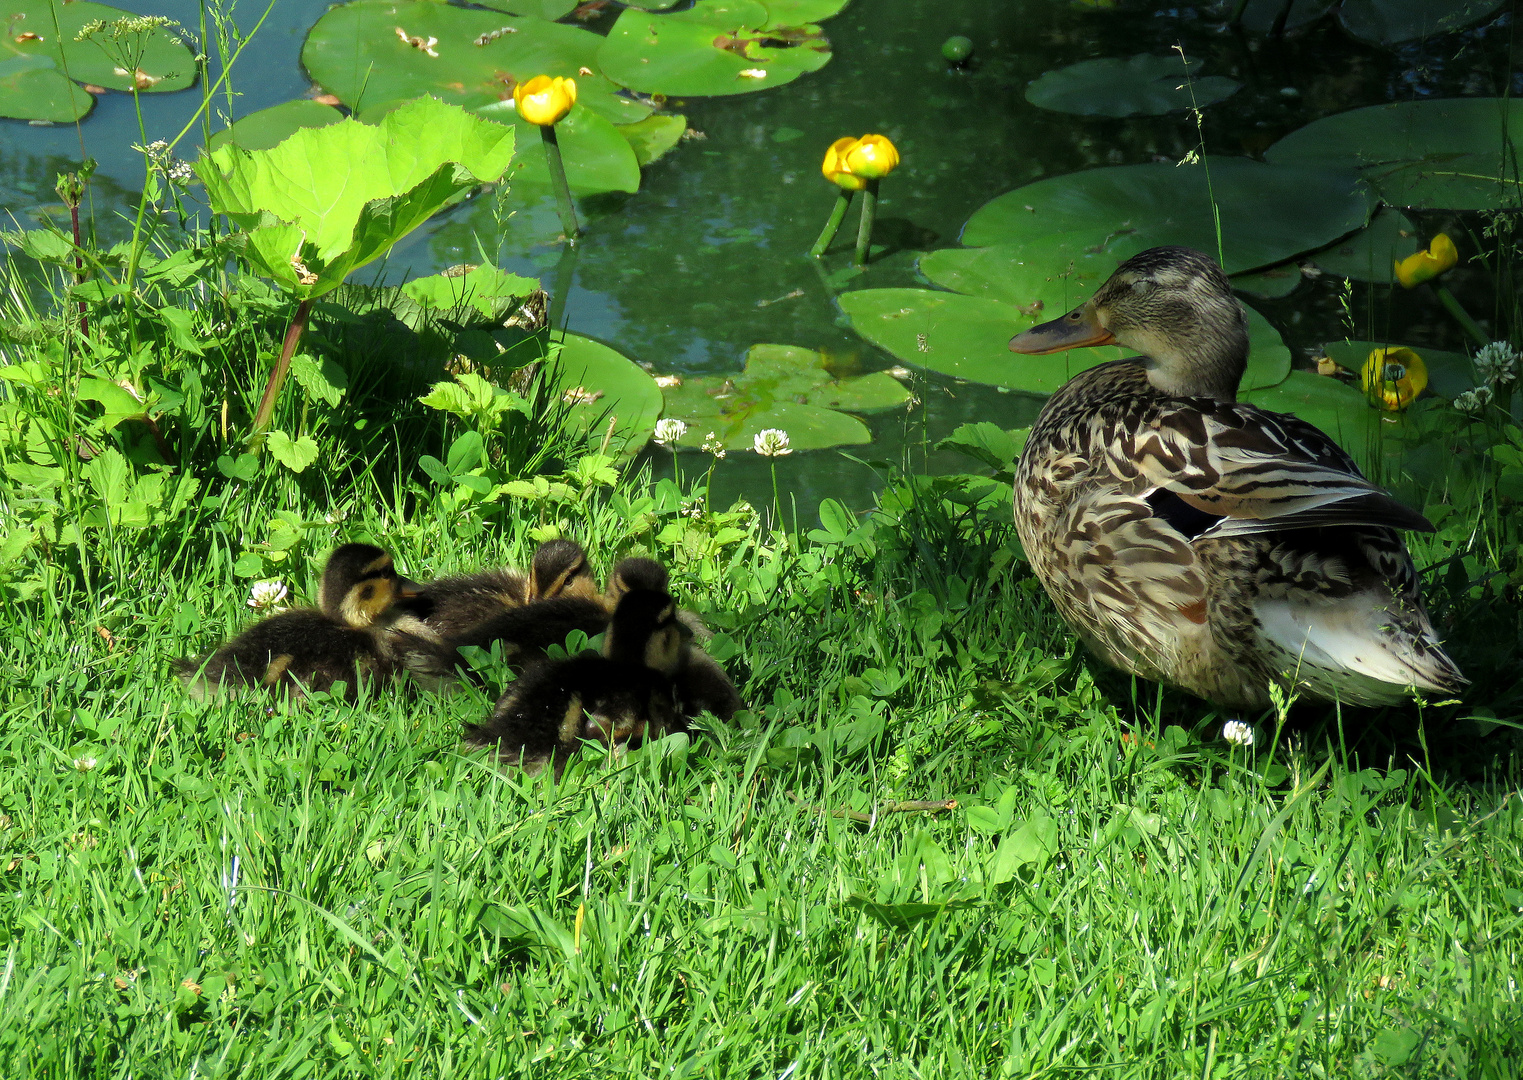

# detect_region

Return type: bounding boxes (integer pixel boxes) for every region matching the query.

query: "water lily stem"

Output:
[854,178,879,267]
[251,297,312,436]
[541,125,580,243]
[810,189,853,258]
[1435,285,1489,347]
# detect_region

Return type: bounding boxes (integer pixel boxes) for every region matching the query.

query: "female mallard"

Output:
[1007,246,1464,711]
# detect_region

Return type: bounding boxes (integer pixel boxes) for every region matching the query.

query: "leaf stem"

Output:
[810,189,854,258]
[541,125,580,243]
[252,296,313,435]
[854,178,879,268]
[1434,285,1489,347]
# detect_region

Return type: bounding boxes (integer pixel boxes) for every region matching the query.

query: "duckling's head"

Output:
[604,587,689,677]
[319,544,418,629]
[1008,246,1248,402]
[606,557,670,603]
[528,539,598,602]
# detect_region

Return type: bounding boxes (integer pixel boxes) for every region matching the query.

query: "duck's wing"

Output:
[1111,400,1434,540]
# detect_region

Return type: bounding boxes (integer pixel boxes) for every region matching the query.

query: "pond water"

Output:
[4,0,1518,512]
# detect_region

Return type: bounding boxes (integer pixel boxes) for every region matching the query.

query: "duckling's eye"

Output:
[358,585,375,602]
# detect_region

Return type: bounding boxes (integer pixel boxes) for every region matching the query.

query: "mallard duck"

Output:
[1006,245,1465,711]
[462,586,689,773]
[179,543,424,702]
[605,557,747,721]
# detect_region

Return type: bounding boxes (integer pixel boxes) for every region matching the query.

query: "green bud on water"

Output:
[941,35,973,64]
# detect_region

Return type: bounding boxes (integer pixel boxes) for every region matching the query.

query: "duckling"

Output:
[1007,245,1465,710]
[462,587,689,774]
[178,544,423,702]
[399,538,599,639]
[605,557,747,721]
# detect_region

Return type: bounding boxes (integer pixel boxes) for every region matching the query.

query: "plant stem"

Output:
[810,189,854,258]
[769,461,781,535]
[541,125,580,242]
[251,296,312,435]
[1434,285,1489,347]
[854,178,879,268]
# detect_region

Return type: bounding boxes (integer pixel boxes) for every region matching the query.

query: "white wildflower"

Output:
[652,418,688,448]
[700,431,727,460]
[752,428,792,457]
[73,756,99,772]
[1221,720,1255,748]
[1454,386,1494,416]
[247,580,289,611]
[1473,341,1518,388]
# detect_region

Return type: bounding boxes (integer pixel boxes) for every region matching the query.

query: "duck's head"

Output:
[604,587,689,677]
[1008,245,1248,402]
[319,544,420,628]
[606,557,670,603]
[527,539,599,602]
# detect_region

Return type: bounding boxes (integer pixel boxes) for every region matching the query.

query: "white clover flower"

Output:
[1454,386,1494,416]
[73,756,99,772]
[752,428,792,457]
[1222,720,1255,748]
[247,580,289,611]
[652,418,688,447]
[1474,341,1518,388]
[701,431,727,460]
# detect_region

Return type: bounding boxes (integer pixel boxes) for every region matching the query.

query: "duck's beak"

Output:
[397,577,424,599]
[1009,302,1115,354]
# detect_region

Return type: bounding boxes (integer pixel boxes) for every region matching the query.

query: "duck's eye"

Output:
[358,585,375,602]
[1067,310,1082,321]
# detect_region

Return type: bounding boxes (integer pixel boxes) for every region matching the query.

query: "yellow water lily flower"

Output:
[1394,233,1458,288]
[822,137,867,191]
[842,133,899,179]
[514,75,576,126]
[1361,346,1428,411]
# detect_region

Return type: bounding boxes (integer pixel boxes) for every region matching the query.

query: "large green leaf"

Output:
[598,0,833,98]
[1307,207,1419,284]
[1025,54,1239,118]
[617,114,688,168]
[962,158,1375,275]
[1336,0,1506,45]
[302,1,651,127]
[209,100,345,152]
[0,54,92,122]
[551,334,663,455]
[9,1,195,94]
[401,263,540,323]
[195,97,516,299]
[659,343,904,451]
[479,101,642,196]
[1265,98,1523,210]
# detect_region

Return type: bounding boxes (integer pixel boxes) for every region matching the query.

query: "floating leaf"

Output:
[1025,54,1239,118]
[617,113,688,167]
[209,100,345,151]
[1265,98,1523,210]
[0,55,93,123]
[195,97,516,299]
[598,0,833,98]
[660,343,904,452]
[1308,207,1420,284]
[550,333,663,455]
[1336,0,1506,46]
[8,1,196,96]
[962,158,1375,274]
[1230,264,1301,299]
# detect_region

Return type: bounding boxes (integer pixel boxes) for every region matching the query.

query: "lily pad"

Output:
[475,0,582,18]
[1265,98,1523,210]
[9,1,196,95]
[1322,340,1475,400]
[962,158,1375,274]
[1336,0,1506,45]
[660,343,905,451]
[302,1,651,128]
[208,100,345,152]
[1215,0,1336,34]
[1025,54,1240,118]
[598,0,833,98]
[551,333,663,455]
[0,54,93,122]
[1230,264,1302,299]
[1307,207,1420,283]
[616,113,688,167]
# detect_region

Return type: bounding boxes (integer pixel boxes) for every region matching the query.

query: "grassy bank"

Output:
[2,463,1522,1078]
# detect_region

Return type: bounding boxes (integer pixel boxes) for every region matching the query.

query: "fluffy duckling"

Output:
[400,538,599,640]
[179,544,421,702]
[462,587,689,774]
[604,557,747,721]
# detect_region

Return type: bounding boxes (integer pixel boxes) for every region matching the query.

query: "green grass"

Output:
[3,472,1522,1078]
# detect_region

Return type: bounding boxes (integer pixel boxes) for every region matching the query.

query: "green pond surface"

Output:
[4,0,1519,512]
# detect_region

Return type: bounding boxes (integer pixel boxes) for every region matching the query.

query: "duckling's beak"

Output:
[397,577,424,599]
[1009,302,1115,354]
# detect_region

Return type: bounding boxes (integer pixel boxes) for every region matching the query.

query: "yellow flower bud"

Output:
[822,137,867,191]
[1361,346,1428,411]
[842,133,899,179]
[514,75,576,127]
[1393,233,1458,288]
